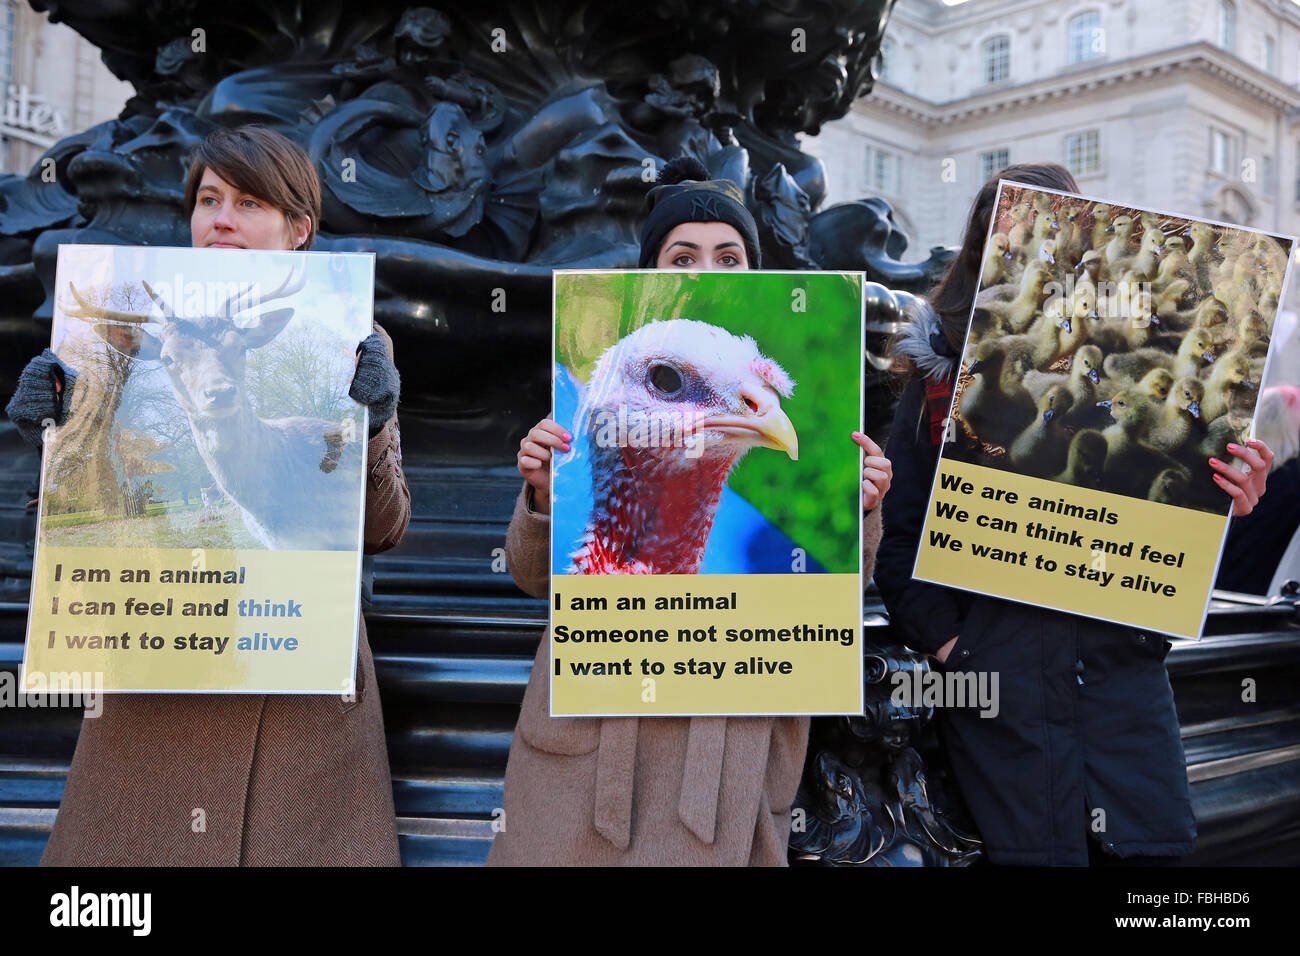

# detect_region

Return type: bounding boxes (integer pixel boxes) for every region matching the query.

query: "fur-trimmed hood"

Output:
[894,297,959,386]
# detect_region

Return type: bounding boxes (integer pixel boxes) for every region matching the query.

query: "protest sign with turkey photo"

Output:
[549,270,865,716]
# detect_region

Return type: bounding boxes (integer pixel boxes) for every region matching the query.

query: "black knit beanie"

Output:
[637,157,762,268]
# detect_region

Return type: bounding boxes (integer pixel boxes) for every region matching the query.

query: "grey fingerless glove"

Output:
[5,348,77,448]
[349,332,400,437]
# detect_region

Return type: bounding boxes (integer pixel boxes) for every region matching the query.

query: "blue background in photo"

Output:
[551,363,826,574]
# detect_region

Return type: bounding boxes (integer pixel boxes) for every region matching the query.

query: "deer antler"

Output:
[140,281,177,322]
[61,283,156,324]
[220,263,308,319]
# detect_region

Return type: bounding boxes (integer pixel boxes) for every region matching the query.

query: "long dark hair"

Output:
[928,162,1079,354]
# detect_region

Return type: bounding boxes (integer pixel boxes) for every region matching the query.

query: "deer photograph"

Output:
[39,246,372,552]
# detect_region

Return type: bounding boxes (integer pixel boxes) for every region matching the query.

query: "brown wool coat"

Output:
[41,328,410,868]
[487,486,882,867]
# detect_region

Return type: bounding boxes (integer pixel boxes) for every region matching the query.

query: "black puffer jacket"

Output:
[874,303,1197,865]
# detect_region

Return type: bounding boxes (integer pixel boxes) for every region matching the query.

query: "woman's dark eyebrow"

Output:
[712,241,741,250]
[664,240,700,252]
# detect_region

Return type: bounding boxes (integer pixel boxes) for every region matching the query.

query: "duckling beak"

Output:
[1043,409,1055,424]
[1088,368,1100,384]
[1003,250,1013,259]
[1203,352,1216,363]
[1243,377,1257,389]
[1097,400,1112,408]
[1060,317,1072,333]
[1105,224,1115,233]
[969,359,984,375]
[1149,313,1161,325]
[1189,401,1200,418]
[1044,254,1055,264]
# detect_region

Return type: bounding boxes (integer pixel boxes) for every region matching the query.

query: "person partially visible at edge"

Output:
[874,161,1272,867]
[6,125,410,866]
[486,156,893,865]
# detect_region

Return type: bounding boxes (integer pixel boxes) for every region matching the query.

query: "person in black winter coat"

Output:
[874,163,1273,866]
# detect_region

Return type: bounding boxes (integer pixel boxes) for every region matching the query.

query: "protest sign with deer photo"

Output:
[20,245,374,693]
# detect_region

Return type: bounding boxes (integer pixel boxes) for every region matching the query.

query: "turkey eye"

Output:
[648,363,683,395]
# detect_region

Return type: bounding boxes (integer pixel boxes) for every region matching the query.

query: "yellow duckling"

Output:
[1037,237,1058,266]
[1129,227,1165,280]
[1103,330,1215,387]
[1007,201,1033,249]
[1029,205,1059,252]
[1142,376,1204,453]
[1053,429,1108,489]
[1026,344,1106,428]
[1147,466,1192,505]
[1089,203,1114,254]
[982,233,1013,287]
[1057,204,1086,262]
[1006,301,1074,369]
[1199,351,1255,422]
[1185,221,1219,292]
[1103,215,1136,274]
[1092,289,1161,352]
[1010,386,1076,478]
[1154,235,1194,291]
[1162,294,1229,336]
[1099,389,1180,498]
[959,339,1037,449]
[975,259,1052,334]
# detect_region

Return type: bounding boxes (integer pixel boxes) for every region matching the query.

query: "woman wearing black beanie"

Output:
[487,158,891,865]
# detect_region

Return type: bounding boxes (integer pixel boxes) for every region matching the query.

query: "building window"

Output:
[877,36,895,84]
[864,144,900,195]
[1211,129,1232,176]
[1265,35,1277,74]
[1065,130,1100,176]
[1219,1,1236,54]
[981,149,1010,182]
[982,35,1010,85]
[1067,11,1103,64]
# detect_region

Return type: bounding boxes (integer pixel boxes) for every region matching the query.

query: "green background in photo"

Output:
[555,270,863,573]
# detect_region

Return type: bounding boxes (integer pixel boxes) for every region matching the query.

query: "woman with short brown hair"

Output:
[10,125,409,866]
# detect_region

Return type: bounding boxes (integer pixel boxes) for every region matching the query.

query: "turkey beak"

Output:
[752,404,799,460]
[708,386,800,460]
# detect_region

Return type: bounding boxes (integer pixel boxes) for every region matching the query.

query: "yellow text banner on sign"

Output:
[550,573,862,716]
[914,459,1227,639]
[21,546,361,693]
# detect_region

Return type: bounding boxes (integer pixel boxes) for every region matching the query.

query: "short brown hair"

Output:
[184,126,321,249]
